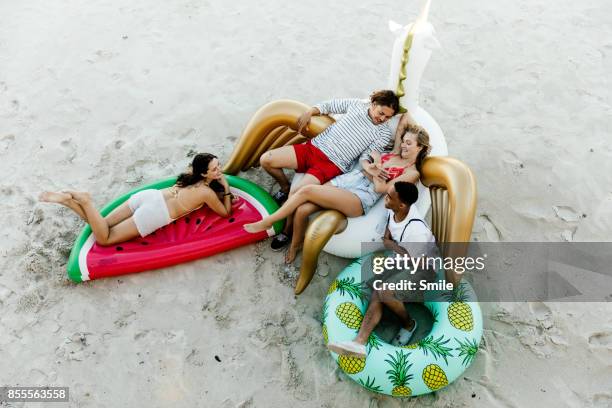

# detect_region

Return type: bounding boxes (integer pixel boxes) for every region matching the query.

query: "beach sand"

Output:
[1,0,611,406]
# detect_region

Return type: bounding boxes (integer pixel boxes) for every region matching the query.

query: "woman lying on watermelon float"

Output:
[39,153,234,245]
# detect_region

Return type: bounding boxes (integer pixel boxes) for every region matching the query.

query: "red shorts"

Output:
[293,141,342,184]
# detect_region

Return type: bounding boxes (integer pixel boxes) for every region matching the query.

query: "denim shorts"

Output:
[330,169,381,214]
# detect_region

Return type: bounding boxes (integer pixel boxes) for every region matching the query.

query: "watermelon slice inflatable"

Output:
[66,175,282,282]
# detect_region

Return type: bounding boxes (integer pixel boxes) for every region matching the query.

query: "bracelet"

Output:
[223,192,232,196]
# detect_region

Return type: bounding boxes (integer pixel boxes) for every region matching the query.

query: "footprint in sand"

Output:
[561,228,576,242]
[0,134,15,152]
[501,150,522,166]
[552,206,580,222]
[56,332,95,362]
[179,128,196,140]
[529,302,552,320]
[477,214,501,241]
[16,289,47,313]
[529,302,554,329]
[113,311,137,329]
[59,138,77,163]
[593,393,612,407]
[0,284,15,306]
[588,331,612,349]
[116,124,140,140]
[500,150,524,174]
[86,49,116,64]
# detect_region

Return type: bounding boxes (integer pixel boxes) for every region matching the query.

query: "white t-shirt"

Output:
[387,205,436,257]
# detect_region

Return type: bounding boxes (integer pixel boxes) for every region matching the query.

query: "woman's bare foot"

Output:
[243,220,272,233]
[285,243,302,264]
[39,191,73,204]
[66,191,92,204]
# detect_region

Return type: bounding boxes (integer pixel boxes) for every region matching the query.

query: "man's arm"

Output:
[383,224,409,255]
[313,98,360,115]
[360,151,390,191]
[392,111,418,153]
[359,125,393,161]
[372,173,389,194]
[358,126,394,179]
[296,106,321,134]
[360,150,381,171]
[296,98,359,133]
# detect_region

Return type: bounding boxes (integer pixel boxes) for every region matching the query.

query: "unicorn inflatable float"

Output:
[321,0,448,258]
[224,0,475,295]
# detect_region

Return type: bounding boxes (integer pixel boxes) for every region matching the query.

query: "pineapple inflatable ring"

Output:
[323,255,483,397]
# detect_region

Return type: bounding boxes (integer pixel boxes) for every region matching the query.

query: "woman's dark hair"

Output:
[402,123,431,173]
[394,181,419,206]
[176,153,224,192]
[370,90,400,114]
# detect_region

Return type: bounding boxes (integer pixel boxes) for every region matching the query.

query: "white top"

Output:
[387,205,434,243]
[387,205,436,258]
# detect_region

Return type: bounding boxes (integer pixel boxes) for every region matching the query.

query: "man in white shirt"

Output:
[328,182,436,357]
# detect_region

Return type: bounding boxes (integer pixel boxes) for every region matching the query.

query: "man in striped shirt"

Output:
[260,90,400,250]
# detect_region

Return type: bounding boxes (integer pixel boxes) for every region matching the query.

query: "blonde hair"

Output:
[402,124,431,172]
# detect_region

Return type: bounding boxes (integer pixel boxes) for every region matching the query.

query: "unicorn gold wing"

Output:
[223,100,335,175]
[223,100,347,295]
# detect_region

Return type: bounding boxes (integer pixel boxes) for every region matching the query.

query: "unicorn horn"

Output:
[416,0,432,25]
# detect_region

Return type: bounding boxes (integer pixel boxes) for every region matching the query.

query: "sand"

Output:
[1,0,611,407]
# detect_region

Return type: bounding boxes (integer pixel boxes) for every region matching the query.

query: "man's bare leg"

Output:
[271,173,321,250]
[259,146,299,194]
[354,291,385,345]
[383,297,415,331]
[327,290,383,357]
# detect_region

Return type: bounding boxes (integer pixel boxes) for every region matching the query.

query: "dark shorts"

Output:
[293,141,342,184]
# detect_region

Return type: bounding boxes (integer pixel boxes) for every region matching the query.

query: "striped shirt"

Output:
[311,99,393,173]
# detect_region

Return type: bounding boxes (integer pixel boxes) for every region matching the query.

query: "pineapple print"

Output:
[401,335,453,364]
[358,376,382,393]
[327,276,364,300]
[445,283,474,332]
[366,333,382,353]
[338,355,366,374]
[385,350,414,397]
[455,337,480,367]
[335,302,363,330]
[422,364,449,391]
[431,308,439,323]
[321,301,329,345]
